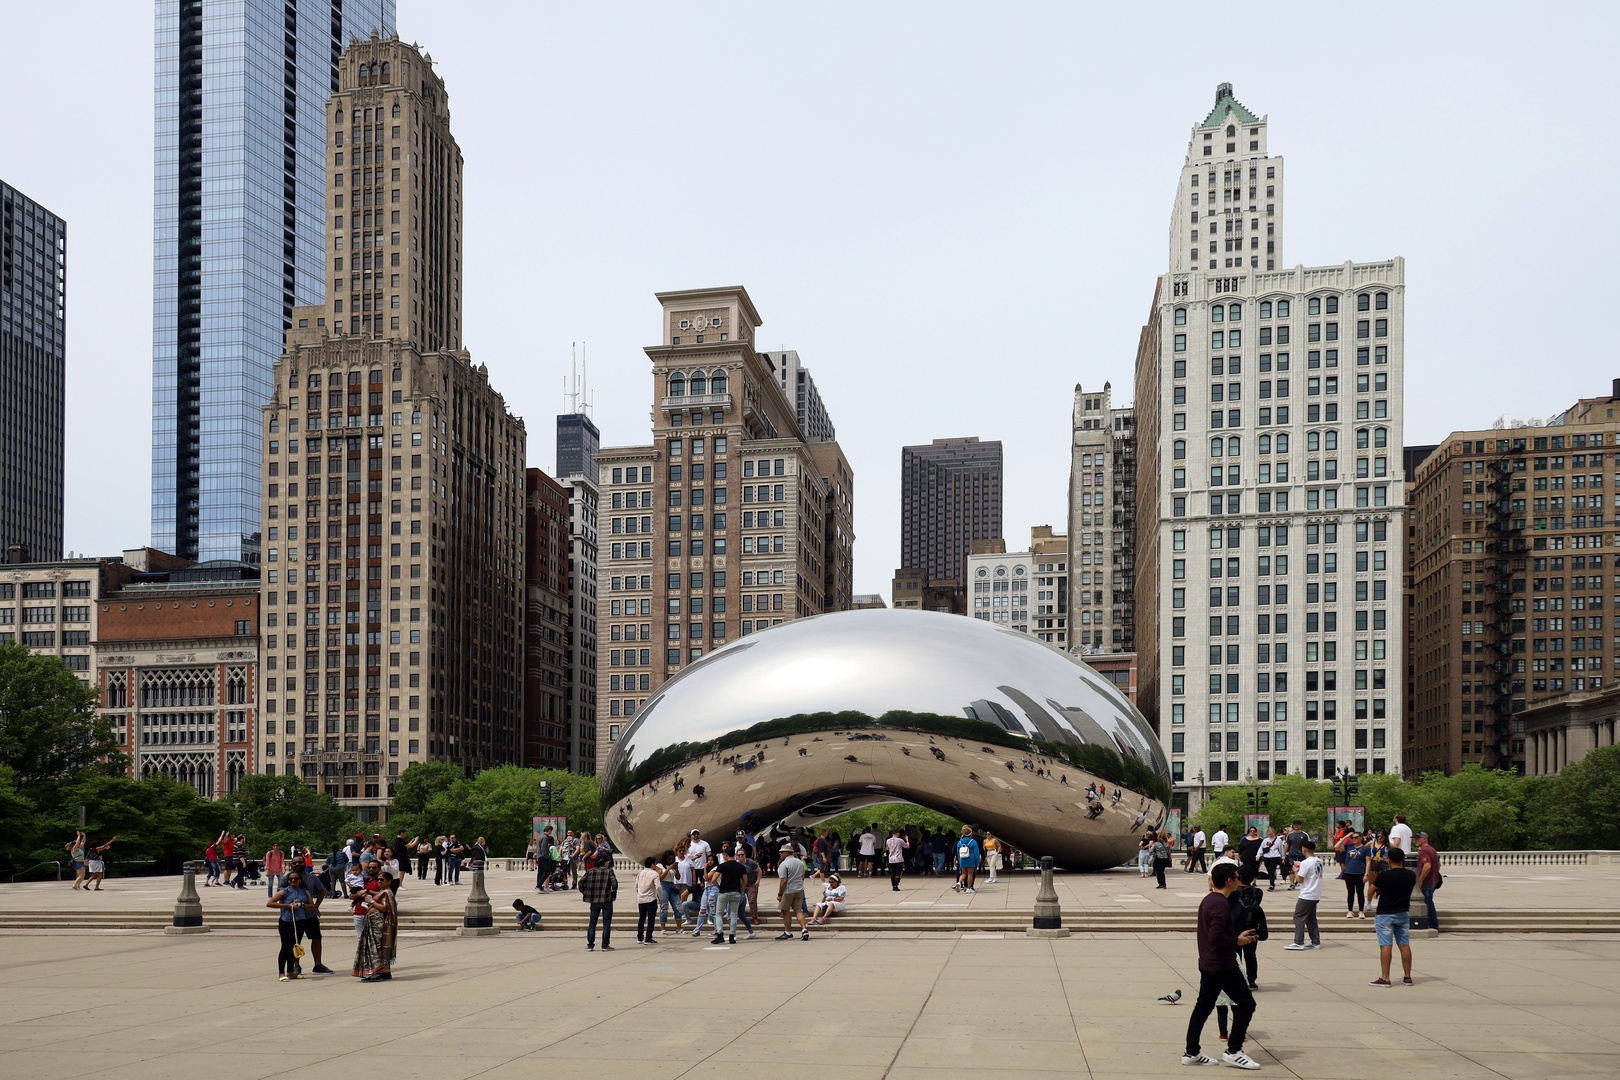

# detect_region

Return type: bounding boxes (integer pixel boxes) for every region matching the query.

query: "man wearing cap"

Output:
[686,830,711,866]
[775,844,811,941]
[1416,832,1441,932]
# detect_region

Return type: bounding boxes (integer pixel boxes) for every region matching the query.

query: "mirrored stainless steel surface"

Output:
[601,610,1171,870]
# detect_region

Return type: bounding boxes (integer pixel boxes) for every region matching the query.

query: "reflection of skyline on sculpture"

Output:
[601,611,1170,870]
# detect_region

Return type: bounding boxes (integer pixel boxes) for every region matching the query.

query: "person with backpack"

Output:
[1230,866,1267,989]
[954,827,981,894]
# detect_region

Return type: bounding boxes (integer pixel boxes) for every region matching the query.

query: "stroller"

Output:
[238,858,263,885]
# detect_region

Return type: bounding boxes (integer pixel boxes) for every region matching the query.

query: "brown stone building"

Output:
[255,38,526,819]
[890,567,964,614]
[524,468,570,768]
[900,437,1003,590]
[594,288,854,763]
[1084,652,1139,707]
[1406,383,1620,776]
[96,560,262,798]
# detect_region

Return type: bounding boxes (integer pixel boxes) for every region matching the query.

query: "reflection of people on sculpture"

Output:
[692,784,705,799]
[968,772,981,785]
[798,747,808,756]
[902,746,912,756]
[843,754,858,763]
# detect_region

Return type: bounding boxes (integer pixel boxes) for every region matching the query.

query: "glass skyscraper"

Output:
[152,0,395,563]
[1,180,66,564]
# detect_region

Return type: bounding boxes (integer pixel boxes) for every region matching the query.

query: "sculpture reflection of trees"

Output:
[605,709,1170,807]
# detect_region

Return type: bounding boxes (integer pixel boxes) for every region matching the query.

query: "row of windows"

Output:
[1169,402,1392,432]
[1178,375,1391,403]
[1172,294,1388,326]
[1174,430,1391,459]
[1168,580,1392,608]
[667,372,729,396]
[1175,347,1392,379]
[0,606,90,623]
[0,581,91,600]
[1169,729,1389,755]
[0,632,90,652]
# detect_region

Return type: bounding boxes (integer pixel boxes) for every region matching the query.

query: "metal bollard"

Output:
[1026,856,1071,938]
[165,861,209,935]
[458,862,499,936]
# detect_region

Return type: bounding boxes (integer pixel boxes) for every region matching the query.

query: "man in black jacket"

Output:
[1182,863,1261,1069]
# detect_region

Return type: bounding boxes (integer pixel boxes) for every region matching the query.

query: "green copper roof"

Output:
[1202,82,1258,128]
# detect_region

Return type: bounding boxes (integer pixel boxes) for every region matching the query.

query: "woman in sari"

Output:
[353,868,397,982]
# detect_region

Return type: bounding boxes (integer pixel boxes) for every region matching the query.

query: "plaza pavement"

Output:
[2,922,1618,1080]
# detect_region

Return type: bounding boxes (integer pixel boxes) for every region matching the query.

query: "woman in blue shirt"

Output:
[267,868,315,980]
[1341,833,1370,918]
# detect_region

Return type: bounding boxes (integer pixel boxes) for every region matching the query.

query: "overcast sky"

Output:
[7,3,1617,594]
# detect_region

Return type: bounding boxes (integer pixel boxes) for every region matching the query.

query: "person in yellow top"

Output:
[984,833,1002,884]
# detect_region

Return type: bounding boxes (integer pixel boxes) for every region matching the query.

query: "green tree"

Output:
[226,773,357,854]
[36,772,234,874]
[1527,745,1620,848]
[386,760,465,841]
[1444,797,1524,851]
[401,766,601,856]
[0,641,122,786]
[0,765,42,873]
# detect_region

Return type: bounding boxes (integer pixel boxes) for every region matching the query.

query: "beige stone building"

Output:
[1068,383,1136,653]
[254,36,527,819]
[595,288,853,763]
[1521,684,1619,777]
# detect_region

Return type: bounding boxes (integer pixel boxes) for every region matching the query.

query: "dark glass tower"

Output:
[152,0,395,563]
[556,412,600,479]
[0,180,66,564]
[900,437,1004,586]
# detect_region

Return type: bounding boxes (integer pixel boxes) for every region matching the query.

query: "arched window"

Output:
[1307,431,1320,453]
[1277,300,1290,318]
[710,370,727,394]
[1260,301,1272,319]
[1228,303,1242,321]
[1325,430,1338,451]
[1226,124,1236,137]
[1356,428,1370,449]
[1211,437,1225,458]
[1375,292,1388,310]
[1173,439,1186,460]
[380,62,389,81]
[669,374,685,397]
[1258,434,1271,455]
[369,368,382,384]
[1276,433,1290,453]
[689,374,706,395]
[1211,305,1224,323]
[1374,427,1388,448]
[1227,436,1241,456]
[1174,308,1187,326]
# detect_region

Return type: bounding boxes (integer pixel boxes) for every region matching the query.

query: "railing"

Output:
[1438,850,1620,867]
[7,860,61,882]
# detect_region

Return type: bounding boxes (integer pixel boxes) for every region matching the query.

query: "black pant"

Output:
[1262,857,1281,886]
[889,861,903,888]
[637,901,657,941]
[1344,873,1365,912]
[434,856,444,885]
[1239,941,1257,985]
[416,855,428,879]
[1186,967,1255,1056]
[276,920,298,974]
[536,858,555,891]
[1188,848,1206,872]
[1154,860,1168,888]
[448,857,461,883]
[588,901,613,947]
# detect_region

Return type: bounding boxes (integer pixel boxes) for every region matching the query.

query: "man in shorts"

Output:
[1367,847,1418,986]
[775,844,810,941]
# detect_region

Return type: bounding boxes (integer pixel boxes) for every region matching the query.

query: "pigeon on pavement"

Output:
[1158,990,1182,1004]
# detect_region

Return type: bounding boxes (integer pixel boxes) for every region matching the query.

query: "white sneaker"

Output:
[1180,1053,1217,1066]
[1221,1049,1260,1070]
[1283,943,1308,950]
[1305,943,1321,949]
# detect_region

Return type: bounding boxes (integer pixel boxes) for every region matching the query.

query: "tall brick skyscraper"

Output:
[255,37,527,820]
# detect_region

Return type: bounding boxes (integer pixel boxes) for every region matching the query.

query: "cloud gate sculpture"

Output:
[600,610,1171,871]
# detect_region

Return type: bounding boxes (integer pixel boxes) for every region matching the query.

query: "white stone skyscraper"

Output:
[1137,85,1406,811]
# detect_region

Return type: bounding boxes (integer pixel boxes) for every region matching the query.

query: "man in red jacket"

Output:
[1182,862,1261,1069]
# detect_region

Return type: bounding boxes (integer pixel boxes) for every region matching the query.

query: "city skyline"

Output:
[7,4,1618,595]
